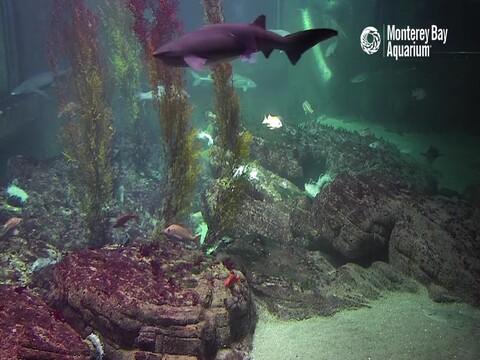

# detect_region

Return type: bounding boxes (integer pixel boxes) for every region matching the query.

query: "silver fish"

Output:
[190,70,257,92]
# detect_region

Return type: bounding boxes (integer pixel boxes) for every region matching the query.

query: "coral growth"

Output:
[49,0,115,246]
[128,0,200,225]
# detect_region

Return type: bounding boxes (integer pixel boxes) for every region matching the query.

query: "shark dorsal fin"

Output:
[251,15,266,29]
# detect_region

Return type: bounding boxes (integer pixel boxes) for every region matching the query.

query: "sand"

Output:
[252,289,480,360]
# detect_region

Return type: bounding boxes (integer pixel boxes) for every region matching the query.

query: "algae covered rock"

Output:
[0,284,90,359]
[49,241,256,359]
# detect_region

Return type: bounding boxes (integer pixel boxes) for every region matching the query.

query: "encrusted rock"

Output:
[389,194,480,306]
[49,241,256,359]
[0,284,90,359]
[308,173,399,260]
[221,233,418,319]
[300,173,480,307]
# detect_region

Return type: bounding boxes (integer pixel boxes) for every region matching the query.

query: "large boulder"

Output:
[220,234,418,319]
[49,241,256,359]
[389,194,480,306]
[300,173,480,307]
[0,284,90,359]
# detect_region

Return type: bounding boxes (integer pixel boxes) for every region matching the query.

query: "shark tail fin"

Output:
[189,70,202,86]
[284,28,338,65]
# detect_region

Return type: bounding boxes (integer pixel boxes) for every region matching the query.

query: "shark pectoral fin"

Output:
[243,86,247,92]
[33,88,50,98]
[262,48,274,58]
[184,56,207,71]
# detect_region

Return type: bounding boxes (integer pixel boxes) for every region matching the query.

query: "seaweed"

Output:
[49,0,114,247]
[128,0,200,226]
[201,0,253,246]
[99,1,147,171]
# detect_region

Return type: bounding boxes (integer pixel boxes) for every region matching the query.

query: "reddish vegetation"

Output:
[0,285,90,359]
[127,0,182,62]
[52,243,204,310]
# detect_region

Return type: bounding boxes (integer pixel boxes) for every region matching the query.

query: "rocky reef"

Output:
[0,284,90,359]
[1,122,479,358]
[48,242,256,359]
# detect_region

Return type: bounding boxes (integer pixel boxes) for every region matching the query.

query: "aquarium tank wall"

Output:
[0,1,479,359]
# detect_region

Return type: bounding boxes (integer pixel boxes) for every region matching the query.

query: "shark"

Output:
[11,69,70,97]
[153,15,337,71]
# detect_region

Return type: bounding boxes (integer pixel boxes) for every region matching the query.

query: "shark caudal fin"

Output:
[284,28,338,65]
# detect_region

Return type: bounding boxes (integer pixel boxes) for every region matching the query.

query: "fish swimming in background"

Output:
[224,271,241,288]
[421,146,443,164]
[350,70,383,83]
[0,217,22,239]
[135,85,189,101]
[11,69,70,97]
[262,114,283,129]
[197,130,214,147]
[113,212,140,228]
[325,40,338,57]
[412,88,427,101]
[135,85,165,101]
[189,70,257,92]
[153,15,337,71]
[302,101,314,115]
[163,224,200,244]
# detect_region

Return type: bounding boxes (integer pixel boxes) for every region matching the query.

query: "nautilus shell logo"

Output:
[360,26,381,54]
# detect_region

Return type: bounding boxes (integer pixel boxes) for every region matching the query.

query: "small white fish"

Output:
[197,131,213,147]
[190,70,256,92]
[135,85,165,101]
[249,167,259,181]
[412,88,427,101]
[325,40,338,57]
[350,70,382,83]
[136,85,189,101]
[262,114,283,129]
[302,101,314,115]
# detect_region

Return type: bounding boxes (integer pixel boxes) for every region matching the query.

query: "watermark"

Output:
[360,27,381,54]
[360,25,449,60]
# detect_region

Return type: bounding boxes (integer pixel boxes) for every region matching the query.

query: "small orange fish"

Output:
[0,217,22,239]
[113,212,140,228]
[162,224,200,243]
[224,271,241,288]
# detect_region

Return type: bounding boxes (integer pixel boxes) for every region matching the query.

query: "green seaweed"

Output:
[50,0,115,247]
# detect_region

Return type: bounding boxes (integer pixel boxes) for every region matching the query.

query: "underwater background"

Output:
[0,0,479,359]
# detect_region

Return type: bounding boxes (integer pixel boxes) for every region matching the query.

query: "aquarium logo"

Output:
[360,27,381,54]
[361,25,450,60]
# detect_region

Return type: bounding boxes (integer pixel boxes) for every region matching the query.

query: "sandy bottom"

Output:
[252,289,480,360]
[317,117,480,192]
